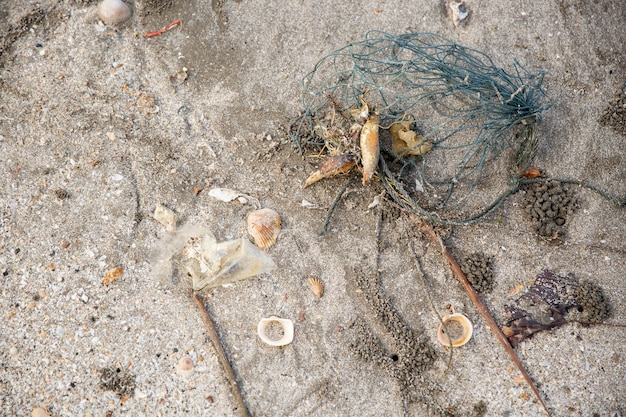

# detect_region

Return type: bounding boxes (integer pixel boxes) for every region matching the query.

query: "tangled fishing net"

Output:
[290,31,552,225]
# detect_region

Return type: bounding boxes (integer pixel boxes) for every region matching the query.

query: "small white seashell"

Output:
[98,0,131,24]
[247,208,281,250]
[208,187,251,204]
[176,356,195,376]
[437,313,473,348]
[257,316,294,347]
[153,203,177,232]
[367,195,382,210]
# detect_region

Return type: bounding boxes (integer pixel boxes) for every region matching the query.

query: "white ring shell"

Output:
[257,316,294,347]
[437,313,473,348]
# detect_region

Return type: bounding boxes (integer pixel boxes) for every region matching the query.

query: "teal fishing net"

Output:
[290,31,552,225]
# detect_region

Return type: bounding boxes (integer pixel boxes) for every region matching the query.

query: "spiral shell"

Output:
[360,114,380,184]
[247,208,281,250]
[437,313,473,348]
[308,278,324,298]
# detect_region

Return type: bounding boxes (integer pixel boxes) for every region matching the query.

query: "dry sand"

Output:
[1,1,625,416]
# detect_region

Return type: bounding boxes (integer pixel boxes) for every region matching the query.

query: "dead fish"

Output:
[360,113,380,184]
[303,153,357,188]
[389,121,433,157]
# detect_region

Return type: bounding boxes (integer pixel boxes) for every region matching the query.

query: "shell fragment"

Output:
[437,313,473,348]
[257,316,294,347]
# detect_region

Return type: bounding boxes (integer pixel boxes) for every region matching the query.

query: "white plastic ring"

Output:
[257,316,294,347]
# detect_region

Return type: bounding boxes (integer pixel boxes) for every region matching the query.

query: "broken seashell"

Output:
[257,316,294,347]
[169,68,188,86]
[360,113,380,184]
[390,121,433,157]
[449,1,470,28]
[308,277,324,298]
[437,313,473,348]
[247,208,281,250]
[303,153,357,188]
[154,203,178,232]
[176,356,194,376]
[208,187,252,204]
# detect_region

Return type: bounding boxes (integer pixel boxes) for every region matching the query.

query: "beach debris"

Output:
[150,225,275,290]
[98,0,131,24]
[503,270,613,346]
[144,19,182,38]
[257,316,294,347]
[185,232,276,291]
[169,68,188,86]
[303,153,357,188]
[360,114,380,184]
[448,1,470,27]
[247,208,281,250]
[208,187,253,205]
[153,203,177,232]
[389,121,433,157]
[194,294,251,417]
[307,277,324,298]
[176,356,195,376]
[102,266,124,286]
[437,313,473,348]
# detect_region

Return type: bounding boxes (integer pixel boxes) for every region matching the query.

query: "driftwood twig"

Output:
[193,292,251,417]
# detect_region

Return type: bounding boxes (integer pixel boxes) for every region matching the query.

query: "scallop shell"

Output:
[257,316,294,347]
[308,278,324,298]
[360,114,380,184]
[247,208,281,250]
[437,313,473,348]
[176,356,195,376]
[98,0,132,24]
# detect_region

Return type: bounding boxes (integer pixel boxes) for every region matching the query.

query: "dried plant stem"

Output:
[193,293,251,417]
[419,222,552,417]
